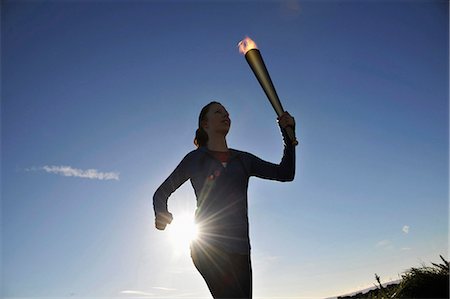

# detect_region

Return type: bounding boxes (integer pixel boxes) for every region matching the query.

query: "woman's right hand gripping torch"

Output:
[278,111,296,142]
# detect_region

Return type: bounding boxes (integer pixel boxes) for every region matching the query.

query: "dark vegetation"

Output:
[338,255,449,299]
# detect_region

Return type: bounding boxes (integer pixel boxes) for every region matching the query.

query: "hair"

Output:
[194,101,221,148]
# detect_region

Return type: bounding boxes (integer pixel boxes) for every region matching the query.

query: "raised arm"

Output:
[249,112,296,181]
[153,153,191,230]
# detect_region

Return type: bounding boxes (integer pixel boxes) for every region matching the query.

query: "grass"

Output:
[338,255,449,299]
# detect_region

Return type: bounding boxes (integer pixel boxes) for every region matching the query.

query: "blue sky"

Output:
[2,0,448,298]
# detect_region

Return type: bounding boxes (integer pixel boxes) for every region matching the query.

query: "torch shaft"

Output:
[245,49,285,116]
[245,49,297,145]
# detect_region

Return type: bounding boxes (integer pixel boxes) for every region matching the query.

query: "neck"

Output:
[207,134,228,152]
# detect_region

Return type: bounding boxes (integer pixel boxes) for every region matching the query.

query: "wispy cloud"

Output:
[27,165,119,180]
[152,286,177,291]
[402,225,410,234]
[376,239,392,248]
[121,290,154,296]
[120,287,176,298]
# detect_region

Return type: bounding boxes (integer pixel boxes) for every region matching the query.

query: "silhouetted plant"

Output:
[337,255,449,299]
[394,255,449,298]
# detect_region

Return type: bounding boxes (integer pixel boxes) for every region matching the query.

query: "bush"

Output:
[394,255,449,298]
[337,255,449,299]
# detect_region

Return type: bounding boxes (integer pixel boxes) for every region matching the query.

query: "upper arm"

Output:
[248,149,295,182]
[153,152,193,213]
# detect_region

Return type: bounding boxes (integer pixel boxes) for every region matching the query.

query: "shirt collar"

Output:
[198,146,239,160]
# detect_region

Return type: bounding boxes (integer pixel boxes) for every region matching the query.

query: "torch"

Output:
[238,36,298,145]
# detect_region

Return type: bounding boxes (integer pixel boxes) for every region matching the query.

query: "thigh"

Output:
[191,242,253,299]
[191,242,232,298]
[227,253,252,299]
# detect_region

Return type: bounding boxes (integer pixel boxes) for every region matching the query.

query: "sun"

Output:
[167,213,198,253]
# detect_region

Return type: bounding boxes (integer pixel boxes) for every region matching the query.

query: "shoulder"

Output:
[229,148,249,156]
[173,149,207,174]
[183,148,203,159]
[229,148,257,161]
[181,148,209,162]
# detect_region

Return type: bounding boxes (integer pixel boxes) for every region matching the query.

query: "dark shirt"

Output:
[153,128,295,254]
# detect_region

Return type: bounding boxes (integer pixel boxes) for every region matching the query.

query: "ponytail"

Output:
[194,127,209,147]
[193,101,221,148]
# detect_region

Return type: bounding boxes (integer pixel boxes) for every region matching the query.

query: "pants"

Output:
[191,242,252,299]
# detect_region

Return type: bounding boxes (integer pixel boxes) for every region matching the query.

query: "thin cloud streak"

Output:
[28,165,120,180]
[121,290,154,296]
[152,286,177,291]
[376,239,391,248]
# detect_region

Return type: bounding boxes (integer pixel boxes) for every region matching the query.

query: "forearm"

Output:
[152,162,189,230]
[279,127,296,181]
[153,187,170,215]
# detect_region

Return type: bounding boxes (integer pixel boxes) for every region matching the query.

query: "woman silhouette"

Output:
[153,101,296,298]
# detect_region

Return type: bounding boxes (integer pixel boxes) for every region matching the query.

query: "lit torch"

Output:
[238,36,298,145]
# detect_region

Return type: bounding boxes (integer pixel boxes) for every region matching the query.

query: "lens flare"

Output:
[167,213,198,254]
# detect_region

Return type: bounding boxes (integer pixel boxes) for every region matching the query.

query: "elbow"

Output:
[278,156,295,182]
[284,175,295,182]
[286,168,296,182]
[279,171,295,182]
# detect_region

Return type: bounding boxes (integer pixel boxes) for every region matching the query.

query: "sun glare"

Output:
[167,213,198,253]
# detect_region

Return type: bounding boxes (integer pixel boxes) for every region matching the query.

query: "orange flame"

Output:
[238,36,258,55]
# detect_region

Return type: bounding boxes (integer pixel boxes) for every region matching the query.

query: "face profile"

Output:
[202,103,231,137]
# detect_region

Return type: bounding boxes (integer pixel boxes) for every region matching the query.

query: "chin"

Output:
[219,128,230,136]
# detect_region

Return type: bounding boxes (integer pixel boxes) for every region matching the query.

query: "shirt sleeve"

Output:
[249,127,296,182]
[153,153,191,215]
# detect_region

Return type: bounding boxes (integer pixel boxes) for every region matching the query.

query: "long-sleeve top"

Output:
[153,128,295,254]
